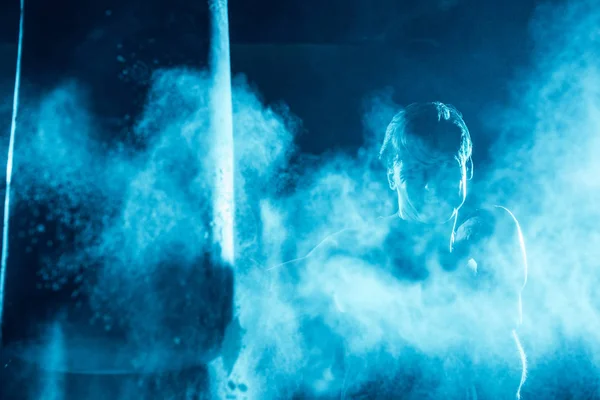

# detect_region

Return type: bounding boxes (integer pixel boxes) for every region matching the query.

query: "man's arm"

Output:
[266,227,356,271]
[492,206,528,325]
[454,206,528,324]
[493,206,528,400]
[454,205,528,398]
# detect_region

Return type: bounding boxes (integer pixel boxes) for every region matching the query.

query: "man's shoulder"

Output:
[455,205,522,244]
[454,205,527,289]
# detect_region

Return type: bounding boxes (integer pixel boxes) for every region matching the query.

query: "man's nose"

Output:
[424,182,437,197]
[424,182,437,194]
[421,169,431,185]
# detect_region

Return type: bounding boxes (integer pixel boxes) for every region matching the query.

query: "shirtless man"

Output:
[286,102,528,399]
[377,102,527,398]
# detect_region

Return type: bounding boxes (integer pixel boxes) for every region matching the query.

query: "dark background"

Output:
[0,0,540,161]
[2,0,586,399]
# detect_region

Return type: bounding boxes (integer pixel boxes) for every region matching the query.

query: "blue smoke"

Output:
[3,0,600,398]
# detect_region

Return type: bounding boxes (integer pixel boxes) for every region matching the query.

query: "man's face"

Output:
[395,150,466,224]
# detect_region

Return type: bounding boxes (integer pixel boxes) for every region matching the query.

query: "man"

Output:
[377,102,528,398]
[282,102,528,399]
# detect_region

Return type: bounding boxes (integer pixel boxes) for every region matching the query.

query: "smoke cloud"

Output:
[4,0,600,398]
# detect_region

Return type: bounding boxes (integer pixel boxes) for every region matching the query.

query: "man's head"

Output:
[379,102,473,224]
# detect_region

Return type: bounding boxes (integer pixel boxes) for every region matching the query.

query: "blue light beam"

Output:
[208,0,235,266]
[0,0,25,342]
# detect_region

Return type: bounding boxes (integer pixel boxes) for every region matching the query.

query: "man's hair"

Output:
[379,102,472,169]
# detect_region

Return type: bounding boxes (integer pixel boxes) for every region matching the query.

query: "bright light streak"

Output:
[208,0,235,266]
[0,0,25,342]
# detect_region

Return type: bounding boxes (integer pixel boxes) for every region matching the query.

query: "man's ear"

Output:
[387,167,396,190]
[466,157,474,181]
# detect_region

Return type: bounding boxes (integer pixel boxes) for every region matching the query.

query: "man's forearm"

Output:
[512,329,528,400]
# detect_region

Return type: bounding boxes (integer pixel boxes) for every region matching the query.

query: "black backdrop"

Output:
[3,0,583,399]
[0,0,539,159]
